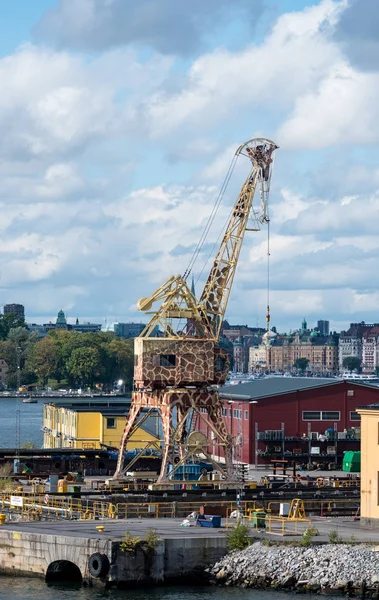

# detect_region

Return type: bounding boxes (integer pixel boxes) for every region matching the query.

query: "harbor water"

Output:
[0,397,43,448]
[0,579,337,600]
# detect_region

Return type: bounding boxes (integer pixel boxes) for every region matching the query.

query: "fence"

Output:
[0,492,361,522]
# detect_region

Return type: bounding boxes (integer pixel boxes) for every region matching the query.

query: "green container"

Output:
[342,451,360,473]
[252,511,266,528]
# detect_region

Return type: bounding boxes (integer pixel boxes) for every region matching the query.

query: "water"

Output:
[0,579,331,600]
[0,397,43,448]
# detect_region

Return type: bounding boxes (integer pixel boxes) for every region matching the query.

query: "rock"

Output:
[216,569,226,580]
[281,575,296,588]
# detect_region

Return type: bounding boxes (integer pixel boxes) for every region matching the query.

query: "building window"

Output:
[215,358,226,372]
[350,411,360,421]
[322,411,340,421]
[159,354,176,367]
[222,408,227,417]
[106,418,116,429]
[302,411,340,421]
[347,390,354,397]
[245,410,248,420]
[302,411,321,421]
[233,409,238,418]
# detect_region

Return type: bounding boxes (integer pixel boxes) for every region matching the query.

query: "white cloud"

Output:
[146,1,342,137]
[278,65,379,148]
[0,44,171,161]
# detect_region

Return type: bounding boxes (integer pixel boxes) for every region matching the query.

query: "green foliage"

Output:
[0,314,27,341]
[67,346,103,386]
[328,529,342,544]
[0,325,135,391]
[300,527,314,547]
[342,356,361,373]
[348,534,356,544]
[0,463,15,492]
[20,441,38,449]
[144,528,160,551]
[262,538,272,547]
[226,522,250,552]
[27,337,57,386]
[294,357,309,373]
[120,531,141,552]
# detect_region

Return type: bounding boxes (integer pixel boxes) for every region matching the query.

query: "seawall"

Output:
[0,525,227,586]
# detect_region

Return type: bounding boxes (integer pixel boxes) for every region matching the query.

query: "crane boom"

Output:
[199,138,277,339]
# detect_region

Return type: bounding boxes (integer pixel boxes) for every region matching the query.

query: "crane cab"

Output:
[134,338,229,389]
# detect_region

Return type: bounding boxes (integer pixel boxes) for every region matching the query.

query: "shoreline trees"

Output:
[0,328,134,391]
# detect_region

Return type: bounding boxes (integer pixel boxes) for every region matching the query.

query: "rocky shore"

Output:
[209,542,379,596]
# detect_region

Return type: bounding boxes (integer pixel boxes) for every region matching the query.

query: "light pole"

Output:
[15,345,22,461]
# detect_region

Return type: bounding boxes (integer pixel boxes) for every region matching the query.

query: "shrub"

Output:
[226,522,250,552]
[0,463,15,492]
[120,531,141,552]
[144,528,160,551]
[301,528,314,547]
[328,529,342,544]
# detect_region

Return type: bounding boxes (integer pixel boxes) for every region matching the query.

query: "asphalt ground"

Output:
[1,516,378,544]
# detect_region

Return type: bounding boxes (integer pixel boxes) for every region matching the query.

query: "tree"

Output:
[0,313,27,341]
[27,337,57,386]
[67,346,103,387]
[294,357,309,373]
[343,356,361,373]
[0,327,38,388]
[107,337,134,390]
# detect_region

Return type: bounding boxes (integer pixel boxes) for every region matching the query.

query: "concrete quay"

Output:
[0,516,378,587]
[0,518,228,587]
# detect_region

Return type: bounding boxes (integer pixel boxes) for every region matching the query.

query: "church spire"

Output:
[191,274,196,297]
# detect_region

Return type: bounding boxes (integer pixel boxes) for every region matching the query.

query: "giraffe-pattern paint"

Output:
[134,338,229,388]
[114,384,233,481]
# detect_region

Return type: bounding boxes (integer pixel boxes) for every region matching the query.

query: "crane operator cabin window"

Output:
[160,354,176,368]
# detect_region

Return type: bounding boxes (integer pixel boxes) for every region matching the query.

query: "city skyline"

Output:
[0,1,378,331]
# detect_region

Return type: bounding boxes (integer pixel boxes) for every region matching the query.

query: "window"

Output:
[322,411,340,421]
[350,411,360,421]
[159,354,176,367]
[215,358,226,372]
[233,409,238,418]
[302,411,321,421]
[222,408,227,417]
[347,390,355,397]
[245,410,248,421]
[302,411,340,421]
[106,417,116,429]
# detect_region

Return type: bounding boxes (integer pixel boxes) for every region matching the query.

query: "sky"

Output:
[0,0,379,333]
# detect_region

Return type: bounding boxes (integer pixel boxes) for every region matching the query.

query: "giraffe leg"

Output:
[207,400,234,480]
[175,405,192,460]
[114,402,142,478]
[157,400,173,483]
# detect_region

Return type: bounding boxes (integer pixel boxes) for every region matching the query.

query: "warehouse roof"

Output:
[217,377,375,401]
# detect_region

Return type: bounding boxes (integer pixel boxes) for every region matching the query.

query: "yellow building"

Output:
[43,400,159,450]
[357,405,379,525]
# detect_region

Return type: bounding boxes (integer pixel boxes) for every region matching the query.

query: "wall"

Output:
[199,382,379,464]
[101,416,159,449]
[0,528,227,585]
[77,412,101,448]
[358,408,379,524]
[0,529,111,580]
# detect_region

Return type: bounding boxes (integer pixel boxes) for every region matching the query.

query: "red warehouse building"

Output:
[197,378,379,467]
